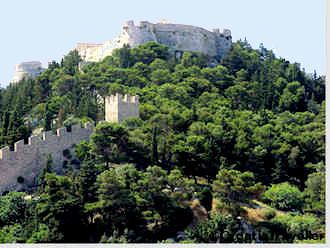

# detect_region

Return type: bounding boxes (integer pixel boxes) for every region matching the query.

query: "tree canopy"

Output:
[0,40,325,243]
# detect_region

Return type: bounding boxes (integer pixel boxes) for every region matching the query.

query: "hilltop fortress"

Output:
[0,93,139,194]
[11,21,232,83]
[12,61,45,83]
[76,20,232,62]
[2,20,231,193]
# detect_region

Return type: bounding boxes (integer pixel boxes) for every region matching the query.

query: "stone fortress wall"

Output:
[0,123,93,193]
[12,61,45,83]
[105,93,139,123]
[76,43,104,63]
[76,20,232,62]
[0,93,139,194]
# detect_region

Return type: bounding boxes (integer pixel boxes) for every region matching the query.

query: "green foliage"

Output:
[0,224,25,243]
[262,208,276,220]
[0,192,27,227]
[75,140,93,161]
[304,171,325,214]
[61,50,82,75]
[27,224,51,243]
[85,164,193,242]
[0,39,325,243]
[271,213,323,241]
[279,81,305,111]
[212,169,265,204]
[263,182,304,211]
[185,213,240,243]
[180,52,209,68]
[35,173,85,242]
[37,155,53,192]
[91,122,129,165]
[198,187,213,212]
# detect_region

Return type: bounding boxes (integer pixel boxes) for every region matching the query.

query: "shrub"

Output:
[0,192,27,226]
[198,186,213,212]
[185,213,239,243]
[62,149,72,159]
[263,182,304,211]
[271,214,323,241]
[262,208,276,220]
[62,160,68,168]
[0,224,24,243]
[70,159,81,169]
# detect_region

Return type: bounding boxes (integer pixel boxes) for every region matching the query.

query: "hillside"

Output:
[0,40,325,243]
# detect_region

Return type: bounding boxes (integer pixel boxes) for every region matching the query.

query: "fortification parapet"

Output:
[105,93,139,122]
[139,21,153,30]
[106,93,139,104]
[43,130,57,140]
[28,135,42,146]
[14,140,26,153]
[0,146,10,160]
[76,20,232,63]
[124,20,135,28]
[122,94,139,104]
[71,123,82,132]
[12,61,45,83]
[56,127,67,136]
[0,123,94,194]
[223,29,231,37]
[213,28,220,34]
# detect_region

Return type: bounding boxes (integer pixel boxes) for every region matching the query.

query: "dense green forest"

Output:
[0,40,325,243]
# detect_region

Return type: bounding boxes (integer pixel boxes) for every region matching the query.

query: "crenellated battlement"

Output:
[0,94,134,193]
[0,147,10,160]
[0,122,94,193]
[106,93,139,105]
[0,123,93,161]
[0,91,138,193]
[105,93,139,123]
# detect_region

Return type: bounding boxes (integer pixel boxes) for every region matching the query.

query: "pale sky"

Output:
[0,0,325,86]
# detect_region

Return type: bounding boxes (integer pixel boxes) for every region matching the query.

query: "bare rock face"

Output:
[76,20,232,62]
[12,61,44,83]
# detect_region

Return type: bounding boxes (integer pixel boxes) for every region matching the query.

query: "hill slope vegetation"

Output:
[0,40,325,243]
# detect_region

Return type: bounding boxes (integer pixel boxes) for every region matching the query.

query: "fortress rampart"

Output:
[12,61,45,83]
[76,20,232,62]
[0,122,93,193]
[0,93,139,194]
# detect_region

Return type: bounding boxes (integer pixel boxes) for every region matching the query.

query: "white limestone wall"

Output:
[12,61,44,83]
[0,123,93,193]
[76,43,103,62]
[76,20,232,62]
[105,93,139,123]
[118,95,139,122]
[152,23,219,56]
[105,95,119,122]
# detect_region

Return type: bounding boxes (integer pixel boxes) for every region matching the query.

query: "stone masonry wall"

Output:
[105,93,139,123]
[12,61,45,83]
[0,123,93,194]
[76,20,232,62]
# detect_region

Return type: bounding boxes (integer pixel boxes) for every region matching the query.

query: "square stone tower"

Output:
[105,93,139,122]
